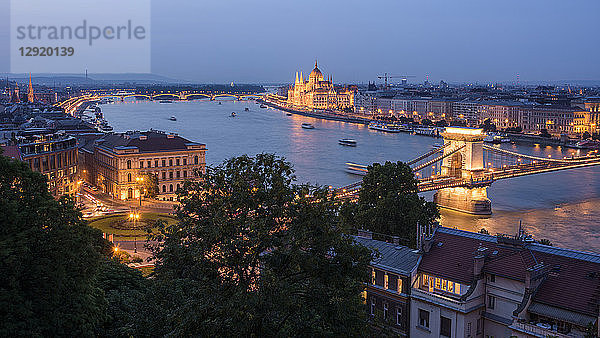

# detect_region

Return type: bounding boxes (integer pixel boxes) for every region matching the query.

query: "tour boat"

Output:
[338,139,357,147]
[301,123,315,129]
[345,162,368,175]
[368,121,402,133]
[260,104,267,108]
[286,113,292,116]
[231,112,237,117]
[169,116,177,121]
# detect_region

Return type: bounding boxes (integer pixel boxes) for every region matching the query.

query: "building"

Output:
[1,131,79,197]
[410,227,600,338]
[79,130,206,201]
[573,97,600,135]
[354,231,421,336]
[287,61,354,111]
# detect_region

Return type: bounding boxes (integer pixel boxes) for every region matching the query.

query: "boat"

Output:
[218,102,222,105]
[169,116,177,121]
[286,113,292,116]
[338,139,357,147]
[231,112,237,117]
[301,123,315,129]
[484,132,511,144]
[368,121,402,133]
[244,107,249,111]
[345,162,368,176]
[159,100,173,104]
[260,104,267,108]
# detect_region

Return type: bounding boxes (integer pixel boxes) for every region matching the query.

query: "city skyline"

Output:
[2,0,600,84]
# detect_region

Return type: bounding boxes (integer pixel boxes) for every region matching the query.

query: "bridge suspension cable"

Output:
[482,145,596,163]
[412,145,465,172]
[406,142,450,166]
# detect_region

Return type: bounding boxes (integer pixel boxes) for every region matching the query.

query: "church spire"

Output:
[300,71,304,83]
[28,73,34,103]
[295,71,299,84]
[315,59,318,69]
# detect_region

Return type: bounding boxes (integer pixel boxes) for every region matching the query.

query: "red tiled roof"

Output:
[419,227,600,318]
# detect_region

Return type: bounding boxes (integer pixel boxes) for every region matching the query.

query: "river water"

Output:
[101,99,600,252]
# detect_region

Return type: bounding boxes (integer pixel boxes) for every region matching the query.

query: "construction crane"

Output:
[377,73,415,89]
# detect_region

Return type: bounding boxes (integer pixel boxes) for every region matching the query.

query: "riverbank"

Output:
[259,98,372,125]
[507,132,600,150]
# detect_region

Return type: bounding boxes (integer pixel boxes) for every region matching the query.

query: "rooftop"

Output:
[96,130,206,154]
[353,235,420,276]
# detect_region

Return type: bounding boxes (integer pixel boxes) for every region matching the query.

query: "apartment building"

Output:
[79,130,206,201]
[354,231,420,336]
[410,227,600,338]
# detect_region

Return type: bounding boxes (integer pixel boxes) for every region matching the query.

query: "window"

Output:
[370,298,375,316]
[383,302,388,319]
[176,183,180,190]
[176,171,180,178]
[183,170,187,178]
[140,161,144,168]
[183,158,187,165]
[162,172,166,180]
[162,159,166,167]
[155,160,159,167]
[162,185,166,193]
[396,306,402,326]
[388,274,398,292]
[374,269,384,287]
[489,274,496,283]
[169,171,173,179]
[176,158,180,166]
[169,184,173,192]
[127,160,131,169]
[440,316,451,337]
[488,295,496,309]
[418,309,430,328]
[467,322,472,336]
[169,159,173,166]
[147,160,151,168]
[194,155,198,164]
[127,173,132,182]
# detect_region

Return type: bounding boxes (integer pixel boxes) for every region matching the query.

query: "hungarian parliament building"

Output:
[286,61,354,111]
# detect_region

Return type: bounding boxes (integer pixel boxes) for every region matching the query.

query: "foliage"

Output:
[480,119,496,132]
[139,172,159,198]
[582,131,591,140]
[421,118,433,126]
[539,128,552,138]
[435,120,448,127]
[479,228,490,235]
[538,238,553,246]
[146,153,373,336]
[340,161,439,248]
[505,126,523,133]
[0,153,112,336]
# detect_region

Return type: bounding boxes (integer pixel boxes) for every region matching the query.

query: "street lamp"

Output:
[135,176,145,206]
[129,212,140,253]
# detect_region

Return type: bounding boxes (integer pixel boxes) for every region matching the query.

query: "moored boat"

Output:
[301,123,315,129]
[169,116,177,121]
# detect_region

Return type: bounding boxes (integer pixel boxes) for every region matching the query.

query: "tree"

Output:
[480,119,496,132]
[538,239,553,246]
[421,118,433,126]
[146,154,372,336]
[340,161,439,248]
[582,131,591,140]
[435,120,448,127]
[0,152,112,336]
[138,172,159,198]
[539,128,552,138]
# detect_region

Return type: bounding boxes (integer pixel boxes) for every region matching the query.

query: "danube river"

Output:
[101,99,600,252]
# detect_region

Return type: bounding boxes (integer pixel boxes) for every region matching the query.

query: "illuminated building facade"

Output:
[287,60,354,111]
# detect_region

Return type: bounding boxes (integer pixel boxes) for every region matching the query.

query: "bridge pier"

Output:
[434,186,492,215]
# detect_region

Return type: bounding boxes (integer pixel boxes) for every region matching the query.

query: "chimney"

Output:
[525,263,546,290]
[473,254,485,277]
[422,236,434,253]
[357,229,372,239]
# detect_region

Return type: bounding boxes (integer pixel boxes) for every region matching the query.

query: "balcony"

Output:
[510,321,578,338]
[411,288,483,313]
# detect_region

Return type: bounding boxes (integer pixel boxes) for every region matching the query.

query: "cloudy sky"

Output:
[3,0,600,84]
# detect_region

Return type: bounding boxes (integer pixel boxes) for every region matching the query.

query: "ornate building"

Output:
[287,60,354,111]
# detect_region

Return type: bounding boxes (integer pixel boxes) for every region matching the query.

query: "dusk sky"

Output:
[3,0,600,84]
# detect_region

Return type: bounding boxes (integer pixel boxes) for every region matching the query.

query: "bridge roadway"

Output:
[333,154,600,200]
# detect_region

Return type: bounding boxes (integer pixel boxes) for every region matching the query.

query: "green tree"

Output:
[340,161,439,248]
[0,152,112,336]
[146,154,372,336]
[139,172,159,198]
[480,119,496,132]
[582,131,591,140]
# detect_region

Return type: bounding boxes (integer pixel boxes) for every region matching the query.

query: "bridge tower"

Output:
[434,127,492,215]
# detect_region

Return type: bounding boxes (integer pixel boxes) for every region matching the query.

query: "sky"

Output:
[3,0,600,84]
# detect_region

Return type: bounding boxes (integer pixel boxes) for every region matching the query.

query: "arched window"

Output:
[127,173,132,182]
[176,183,180,190]
[194,155,198,165]
[127,160,131,169]
[127,188,133,199]
[162,185,166,193]
[169,184,173,192]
